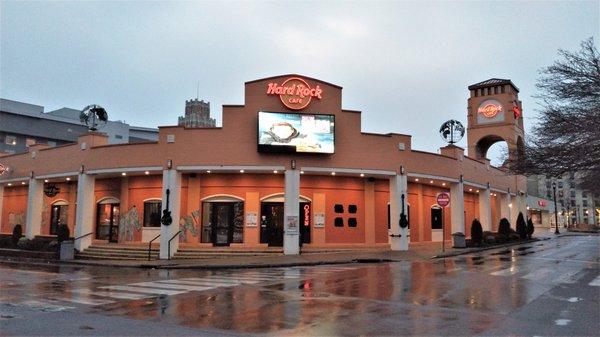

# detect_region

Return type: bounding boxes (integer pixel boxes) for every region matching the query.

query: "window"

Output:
[47,141,57,147]
[143,200,162,227]
[571,190,576,197]
[334,217,344,227]
[501,86,505,94]
[348,205,357,214]
[26,138,36,147]
[431,207,443,229]
[334,204,344,213]
[583,200,588,207]
[115,135,123,139]
[558,182,563,188]
[5,135,16,146]
[571,199,576,207]
[348,218,357,227]
[474,90,478,97]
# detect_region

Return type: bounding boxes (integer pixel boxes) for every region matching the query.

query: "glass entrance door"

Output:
[96,203,120,243]
[212,203,234,246]
[260,202,312,247]
[49,204,68,235]
[261,202,284,246]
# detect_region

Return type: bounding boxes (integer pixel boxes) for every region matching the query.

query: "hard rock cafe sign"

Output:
[266,77,323,110]
[478,100,503,118]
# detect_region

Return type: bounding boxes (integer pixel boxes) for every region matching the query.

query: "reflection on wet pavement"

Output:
[1,235,599,336]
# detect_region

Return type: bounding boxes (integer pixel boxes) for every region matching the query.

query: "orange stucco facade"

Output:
[0,74,526,251]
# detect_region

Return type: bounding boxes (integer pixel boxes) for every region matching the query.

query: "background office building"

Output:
[528,174,599,226]
[0,98,159,155]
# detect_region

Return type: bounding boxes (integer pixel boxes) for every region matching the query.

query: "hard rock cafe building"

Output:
[0,75,527,258]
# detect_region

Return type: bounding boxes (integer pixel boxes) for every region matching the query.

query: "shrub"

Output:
[0,235,14,248]
[12,224,22,245]
[498,218,511,237]
[57,224,70,244]
[516,212,527,239]
[16,237,31,250]
[471,219,483,245]
[526,218,535,239]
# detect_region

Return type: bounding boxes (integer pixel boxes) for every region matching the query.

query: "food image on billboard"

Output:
[258,111,335,154]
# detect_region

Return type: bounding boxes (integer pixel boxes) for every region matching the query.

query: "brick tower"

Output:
[466,78,525,165]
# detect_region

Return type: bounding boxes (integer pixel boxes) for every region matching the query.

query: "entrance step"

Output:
[76,244,159,261]
[173,247,283,259]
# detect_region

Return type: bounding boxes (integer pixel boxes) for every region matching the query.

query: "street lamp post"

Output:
[553,181,560,234]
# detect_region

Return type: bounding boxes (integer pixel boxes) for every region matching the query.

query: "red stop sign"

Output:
[437,192,450,207]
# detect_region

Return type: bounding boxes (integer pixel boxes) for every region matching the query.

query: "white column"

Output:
[25,178,44,239]
[74,173,95,251]
[283,169,300,255]
[499,193,511,221]
[0,185,4,231]
[389,174,408,251]
[479,188,492,231]
[450,182,465,234]
[160,169,181,259]
[510,195,518,225]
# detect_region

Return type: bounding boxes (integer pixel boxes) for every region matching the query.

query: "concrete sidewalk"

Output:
[0,236,556,270]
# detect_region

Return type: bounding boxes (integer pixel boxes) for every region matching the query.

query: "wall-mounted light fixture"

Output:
[400,165,405,175]
[80,165,85,174]
[167,159,173,170]
[291,159,296,170]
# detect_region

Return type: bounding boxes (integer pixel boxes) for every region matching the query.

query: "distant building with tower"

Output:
[177,99,216,128]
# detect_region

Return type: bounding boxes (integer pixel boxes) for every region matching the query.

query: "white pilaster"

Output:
[389,174,409,251]
[283,169,300,255]
[478,188,492,231]
[160,169,181,259]
[25,178,44,239]
[500,193,511,221]
[450,182,465,233]
[74,173,95,251]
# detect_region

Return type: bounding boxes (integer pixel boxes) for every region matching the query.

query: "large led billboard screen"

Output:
[257,111,335,154]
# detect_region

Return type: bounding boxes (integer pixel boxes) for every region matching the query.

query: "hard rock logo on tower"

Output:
[266,77,323,110]
[478,101,503,118]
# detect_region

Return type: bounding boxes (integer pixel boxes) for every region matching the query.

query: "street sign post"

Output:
[436,192,451,252]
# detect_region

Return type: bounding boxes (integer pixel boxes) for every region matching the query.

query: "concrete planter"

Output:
[60,240,75,260]
[452,232,466,248]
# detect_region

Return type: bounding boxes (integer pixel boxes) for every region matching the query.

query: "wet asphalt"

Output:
[0,234,598,336]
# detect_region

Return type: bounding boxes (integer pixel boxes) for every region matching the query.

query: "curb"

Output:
[0,254,396,270]
[431,237,549,258]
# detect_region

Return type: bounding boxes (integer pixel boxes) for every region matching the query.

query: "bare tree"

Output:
[507,38,600,194]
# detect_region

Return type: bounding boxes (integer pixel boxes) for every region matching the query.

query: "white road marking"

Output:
[129,281,214,292]
[158,279,237,287]
[71,288,154,300]
[552,269,584,284]
[554,319,571,326]
[589,275,600,287]
[521,268,555,281]
[195,276,258,284]
[100,285,186,296]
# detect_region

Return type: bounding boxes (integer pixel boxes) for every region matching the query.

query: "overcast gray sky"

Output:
[1,1,598,164]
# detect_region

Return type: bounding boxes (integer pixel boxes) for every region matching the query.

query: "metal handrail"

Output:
[148,234,161,261]
[167,230,181,260]
[73,232,93,242]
